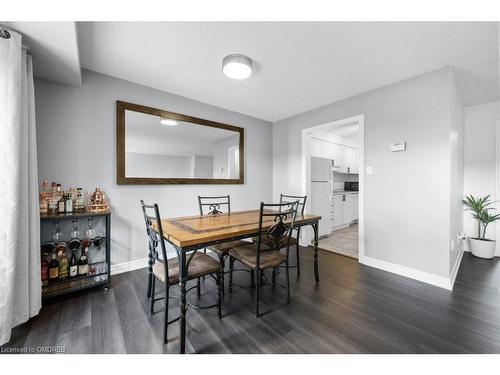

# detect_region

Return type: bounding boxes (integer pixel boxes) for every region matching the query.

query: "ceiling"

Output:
[2,22,81,87]
[315,123,360,142]
[77,22,499,122]
[4,22,498,122]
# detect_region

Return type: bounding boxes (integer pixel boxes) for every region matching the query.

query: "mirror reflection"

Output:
[124,110,241,180]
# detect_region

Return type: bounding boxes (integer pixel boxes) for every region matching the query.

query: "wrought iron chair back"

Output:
[280,194,307,215]
[256,201,299,266]
[198,195,231,215]
[140,200,171,285]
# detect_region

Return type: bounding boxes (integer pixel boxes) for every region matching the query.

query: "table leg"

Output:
[312,222,319,283]
[179,250,187,354]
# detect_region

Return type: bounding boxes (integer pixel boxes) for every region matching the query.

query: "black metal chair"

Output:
[140,200,222,344]
[229,201,298,317]
[252,194,307,275]
[198,195,252,294]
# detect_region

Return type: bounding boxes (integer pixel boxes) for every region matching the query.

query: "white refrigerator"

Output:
[311,156,333,237]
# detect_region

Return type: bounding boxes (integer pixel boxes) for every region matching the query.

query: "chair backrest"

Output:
[140,200,170,280]
[198,195,231,215]
[280,194,307,215]
[255,201,299,264]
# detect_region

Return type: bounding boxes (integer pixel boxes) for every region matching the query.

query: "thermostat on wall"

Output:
[388,141,406,152]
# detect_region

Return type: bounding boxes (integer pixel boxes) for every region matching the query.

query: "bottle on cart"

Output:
[58,193,66,213]
[48,182,59,214]
[74,188,85,212]
[78,247,89,275]
[69,249,78,277]
[41,253,49,286]
[65,192,73,213]
[58,249,69,279]
[48,252,59,280]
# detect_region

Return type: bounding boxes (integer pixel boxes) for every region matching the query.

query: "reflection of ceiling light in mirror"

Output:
[160,117,178,126]
[222,54,252,80]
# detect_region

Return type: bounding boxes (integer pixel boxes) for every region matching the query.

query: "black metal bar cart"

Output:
[40,210,111,301]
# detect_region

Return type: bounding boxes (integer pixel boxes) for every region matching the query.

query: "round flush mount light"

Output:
[222,54,252,80]
[160,117,178,126]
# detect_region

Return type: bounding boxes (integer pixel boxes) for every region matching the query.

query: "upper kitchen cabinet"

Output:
[309,137,358,174]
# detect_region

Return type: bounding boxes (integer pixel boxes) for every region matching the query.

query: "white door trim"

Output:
[495,120,500,256]
[300,114,365,261]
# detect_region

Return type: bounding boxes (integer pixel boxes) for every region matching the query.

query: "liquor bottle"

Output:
[74,188,85,212]
[39,180,50,215]
[41,253,49,286]
[58,193,66,213]
[58,249,69,279]
[56,184,62,199]
[48,182,59,214]
[69,250,78,277]
[49,252,59,281]
[65,192,73,213]
[39,195,48,215]
[78,247,89,275]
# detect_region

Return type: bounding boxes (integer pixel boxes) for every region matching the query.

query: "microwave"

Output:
[344,181,359,191]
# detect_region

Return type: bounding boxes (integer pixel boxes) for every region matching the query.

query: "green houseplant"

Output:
[463,194,500,259]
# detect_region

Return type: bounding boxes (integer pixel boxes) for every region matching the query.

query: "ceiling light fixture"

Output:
[222,54,252,80]
[160,117,178,126]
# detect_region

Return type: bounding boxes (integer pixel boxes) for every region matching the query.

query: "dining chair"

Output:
[198,195,252,294]
[252,194,307,275]
[229,200,299,317]
[140,200,222,344]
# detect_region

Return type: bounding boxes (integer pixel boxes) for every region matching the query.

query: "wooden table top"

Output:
[156,209,321,248]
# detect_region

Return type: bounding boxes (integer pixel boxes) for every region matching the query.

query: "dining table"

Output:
[153,209,321,354]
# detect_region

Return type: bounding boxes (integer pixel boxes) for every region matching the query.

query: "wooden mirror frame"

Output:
[116,101,245,185]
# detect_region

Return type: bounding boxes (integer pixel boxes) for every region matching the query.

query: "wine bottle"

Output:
[69,250,78,277]
[58,249,69,279]
[78,247,89,275]
[49,253,59,280]
[41,253,49,286]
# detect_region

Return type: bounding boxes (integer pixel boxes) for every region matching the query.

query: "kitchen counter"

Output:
[333,190,359,194]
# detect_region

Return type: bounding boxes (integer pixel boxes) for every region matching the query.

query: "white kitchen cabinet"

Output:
[332,192,359,230]
[344,193,359,224]
[343,146,357,174]
[332,194,345,229]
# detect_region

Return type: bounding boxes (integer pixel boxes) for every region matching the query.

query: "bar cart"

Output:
[40,210,111,300]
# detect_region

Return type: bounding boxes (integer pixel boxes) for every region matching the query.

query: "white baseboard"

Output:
[449,249,464,288]
[358,255,454,290]
[111,257,148,276]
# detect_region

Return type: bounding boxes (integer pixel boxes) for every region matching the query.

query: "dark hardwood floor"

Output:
[3,249,500,353]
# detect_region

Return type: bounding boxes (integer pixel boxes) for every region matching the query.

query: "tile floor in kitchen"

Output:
[318,224,358,259]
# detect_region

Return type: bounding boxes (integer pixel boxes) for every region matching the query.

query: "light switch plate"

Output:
[366,166,373,175]
[389,141,406,152]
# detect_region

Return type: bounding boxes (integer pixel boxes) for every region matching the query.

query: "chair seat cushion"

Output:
[251,235,297,248]
[207,239,253,255]
[153,252,221,284]
[229,244,287,270]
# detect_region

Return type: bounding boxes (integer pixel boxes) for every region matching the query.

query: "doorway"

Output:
[301,114,365,260]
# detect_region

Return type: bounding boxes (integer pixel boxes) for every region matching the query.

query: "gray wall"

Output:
[273,67,460,278]
[126,152,192,178]
[35,69,273,264]
[213,134,239,178]
[463,101,499,253]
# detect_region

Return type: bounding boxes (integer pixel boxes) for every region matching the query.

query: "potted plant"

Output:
[463,194,500,259]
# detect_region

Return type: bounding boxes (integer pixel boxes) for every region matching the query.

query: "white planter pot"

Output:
[468,238,496,259]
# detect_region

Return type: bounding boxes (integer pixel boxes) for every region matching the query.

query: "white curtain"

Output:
[0,29,41,345]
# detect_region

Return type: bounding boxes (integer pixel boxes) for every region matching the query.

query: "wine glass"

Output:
[70,218,80,239]
[51,221,62,242]
[85,217,96,240]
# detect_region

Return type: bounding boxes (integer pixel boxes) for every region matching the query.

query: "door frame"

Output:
[495,120,500,256]
[300,114,365,261]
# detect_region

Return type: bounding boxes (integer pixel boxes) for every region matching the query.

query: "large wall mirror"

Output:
[117,101,244,184]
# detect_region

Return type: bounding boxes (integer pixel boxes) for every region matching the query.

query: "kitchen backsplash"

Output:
[333,173,358,191]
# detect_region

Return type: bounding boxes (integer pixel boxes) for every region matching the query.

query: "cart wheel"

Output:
[104,285,110,291]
